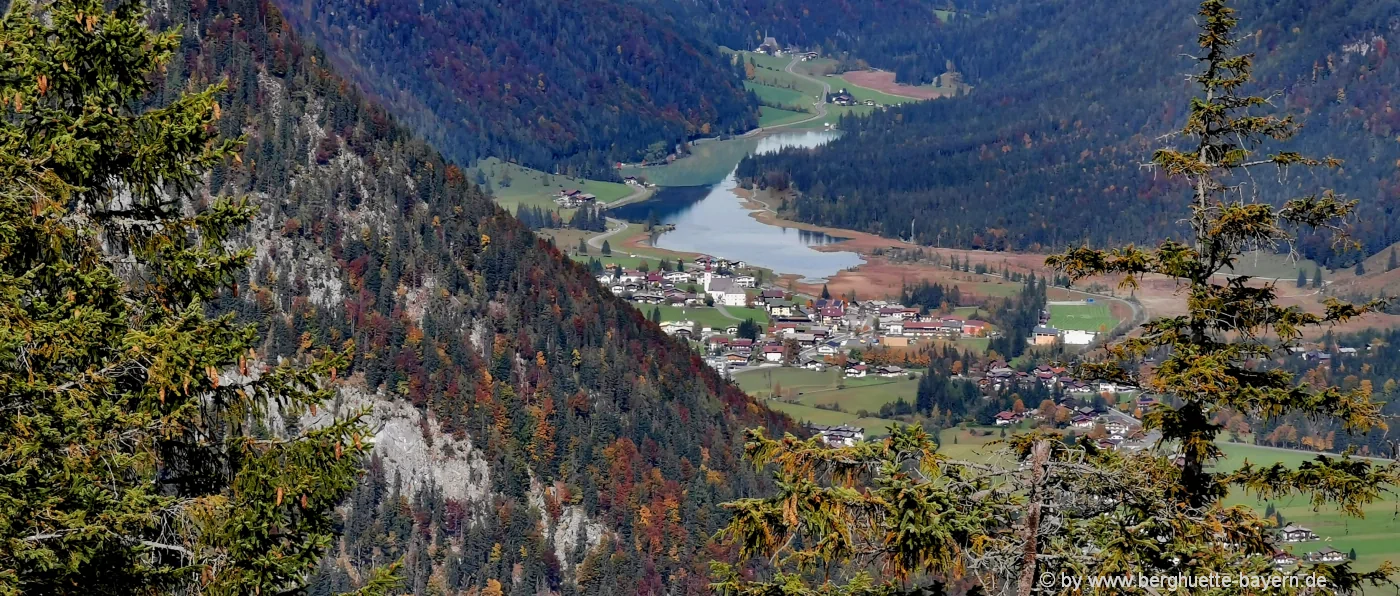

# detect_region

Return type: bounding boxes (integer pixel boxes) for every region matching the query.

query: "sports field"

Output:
[1048,303,1119,332]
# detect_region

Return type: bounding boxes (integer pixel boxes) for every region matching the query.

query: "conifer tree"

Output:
[1312,264,1324,288]
[0,1,397,593]
[821,283,831,299]
[1389,247,1398,272]
[1296,268,1307,288]
[1355,259,1366,276]
[601,239,612,256]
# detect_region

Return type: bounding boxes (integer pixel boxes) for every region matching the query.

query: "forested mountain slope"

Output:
[270,0,758,179]
[739,0,1400,266]
[152,0,789,592]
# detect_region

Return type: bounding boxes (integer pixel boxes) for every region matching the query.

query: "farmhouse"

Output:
[762,344,785,362]
[1305,547,1346,563]
[1279,524,1317,543]
[808,424,864,447]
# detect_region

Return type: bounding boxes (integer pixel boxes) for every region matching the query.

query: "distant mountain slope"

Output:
[638,0,960,84]
[151,0,788,591]
[273,0,758,179]
[738,0,1400,267]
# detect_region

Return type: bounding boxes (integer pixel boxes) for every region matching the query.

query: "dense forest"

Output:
[272,0,759,179]
[149,0,791,592]
[739,0,1400,267]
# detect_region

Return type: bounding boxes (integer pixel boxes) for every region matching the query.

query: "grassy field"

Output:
[652,304,769,328]
[764,401,903,436]
[833,77,925,106]
[476,157,635,214]
[1221,250,1322,280]
[620,137,760,187]
[737,367,916,415]
[1048,303,1119,332]
[736,368,841,396]
[758,106,811,127]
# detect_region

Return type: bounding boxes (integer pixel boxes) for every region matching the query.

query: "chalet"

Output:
[767,299,797,317]
[734,275,757,288]
[1279,524,1317,543]
[817,305,846,324]
[1070,413,1097,429]
[760,288,785,301]
[844,363,868,378]
[724,353,749,366]
[664,270,692,283]
[816,342,838,355]
[808,424,864,447]
[877,365,904,377]
[800,357,825,371]
[994,411,1018,426]
[1338,346,1359,355]
[762,344,786,363]
[1306,547,1346,563]
[962,320,989,336]
[706,336,731,350]
[1103,418,1132,436]
[881,320,904,335]
[1271,550,1299,568]
[732,338,754,349]
[830,88,856,106]
[939,318,963,336]
[1032,325,1060,346]
[790,332,817,346]
[645,272,664,286]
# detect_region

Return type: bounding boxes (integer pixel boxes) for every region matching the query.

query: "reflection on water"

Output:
[613,131,863,282]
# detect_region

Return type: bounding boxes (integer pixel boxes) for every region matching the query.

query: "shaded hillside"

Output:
[151,0,790,592]
[738,0,1400,267]
[271,0,759,179]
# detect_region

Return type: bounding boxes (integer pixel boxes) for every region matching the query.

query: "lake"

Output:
[612,131,864,281]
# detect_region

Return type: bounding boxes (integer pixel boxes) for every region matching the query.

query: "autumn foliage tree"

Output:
[0,0,395,593]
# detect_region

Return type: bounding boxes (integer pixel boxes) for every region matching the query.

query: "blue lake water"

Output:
[612,131,863,281]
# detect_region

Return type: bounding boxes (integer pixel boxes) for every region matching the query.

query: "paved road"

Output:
[587,217,630,250]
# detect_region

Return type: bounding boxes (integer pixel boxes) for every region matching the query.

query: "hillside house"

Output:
[1279,524,1317,543]
[1271,550,1299,568]
[767,299,797,317]
[808,424,864,447]
[830,88,856,106]
[844,363,868,378]
[762,344,786,362]
[1306,547,1346,563]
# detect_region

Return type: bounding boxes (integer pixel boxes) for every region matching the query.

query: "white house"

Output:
[734,275,757,288]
